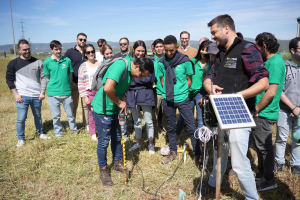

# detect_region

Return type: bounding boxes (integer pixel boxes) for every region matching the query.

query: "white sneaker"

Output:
[16,140,24,147]
[149,144,155,154]
[129,143,141,152]
[91,134,97,141]
[86,125,89,131]
[39,134,51,139]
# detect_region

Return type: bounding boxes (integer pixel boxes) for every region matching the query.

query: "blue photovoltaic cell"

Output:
[212,96,254,126]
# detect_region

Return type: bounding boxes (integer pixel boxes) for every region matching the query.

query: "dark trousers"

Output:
[163,97,200,155]
[252,116,276,181]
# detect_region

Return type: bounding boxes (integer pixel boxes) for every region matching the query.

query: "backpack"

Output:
[91,57,129,91]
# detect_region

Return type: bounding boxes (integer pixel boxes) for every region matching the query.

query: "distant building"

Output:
[0,52,6,58]
[297,17,300,37]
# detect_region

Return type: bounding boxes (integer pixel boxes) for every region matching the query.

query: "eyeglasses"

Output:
[120,43,127,46]
[79,39,86,42]
[86,50,95,54]
[98,44,103,47]
[181,38,189,40]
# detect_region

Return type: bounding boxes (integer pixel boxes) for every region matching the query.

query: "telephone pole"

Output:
[9,0,16,58]
[20,19,25,39]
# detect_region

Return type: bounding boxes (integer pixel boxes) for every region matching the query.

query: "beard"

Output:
[261,49,267,62]
[217,36,228,50]
[121,48,128,53]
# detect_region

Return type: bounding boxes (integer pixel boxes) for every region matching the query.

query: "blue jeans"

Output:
[48,96,77,136]
[16,96,43,140]
[176,91,206,136]
[93,112,122,168]
[163,98,200,155]
[131,105,154,140]
[275,109,300,166]
[208,127,258,200]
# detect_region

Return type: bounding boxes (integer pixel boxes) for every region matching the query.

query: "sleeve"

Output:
[43,60,50,76]
[157,62,165,78]
[185,61,194,76]
[105,60,126,83]
[268,62,285,85]
[5,60,16,90]
[203,62,216,82]
[78,63,88,97]
[39,61,47,90]
[241,44,269,83]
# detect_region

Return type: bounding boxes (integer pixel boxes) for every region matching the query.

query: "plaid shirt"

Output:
[204,44,269,83]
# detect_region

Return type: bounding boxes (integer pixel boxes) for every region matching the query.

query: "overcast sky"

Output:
[0,0,299,45]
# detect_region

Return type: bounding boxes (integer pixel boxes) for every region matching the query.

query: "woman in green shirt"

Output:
[176,40,212,137]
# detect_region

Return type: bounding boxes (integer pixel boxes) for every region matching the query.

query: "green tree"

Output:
[130,45,133,52]
[9,48,14,54]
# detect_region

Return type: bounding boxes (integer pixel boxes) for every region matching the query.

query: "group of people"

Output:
[5,13,300,199]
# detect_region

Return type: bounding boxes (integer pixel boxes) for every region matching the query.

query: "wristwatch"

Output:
[254,108,260,113]
[41,92,45,95]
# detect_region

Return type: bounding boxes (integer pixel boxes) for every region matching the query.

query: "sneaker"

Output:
[196,183,216,196]
[99,168,114,186]
[149,144,155,154]
[292,166,300,176]
[256,178,278,191]
[129,143,141,152]
[85,125,89,131]
[91,134,97,141]
[273,162,283,172]
[16,140,24,147]
[161,151,178,164]
[113,160,130,177]
[39,134,51,140]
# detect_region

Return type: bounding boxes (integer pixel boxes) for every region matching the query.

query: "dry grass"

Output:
[0,56,299,200]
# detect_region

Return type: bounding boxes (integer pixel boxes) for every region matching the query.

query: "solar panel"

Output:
[209,94,256,130]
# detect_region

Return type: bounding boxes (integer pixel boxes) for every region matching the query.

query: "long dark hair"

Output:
[132,40,147,59]
[83,44,95,60]
[194,40,211,76]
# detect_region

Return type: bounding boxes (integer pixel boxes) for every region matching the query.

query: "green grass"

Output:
[0,56,299,200]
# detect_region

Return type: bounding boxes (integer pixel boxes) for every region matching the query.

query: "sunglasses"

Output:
[98,44,103,47]
[86,50,95,54]
[120,43,127,46]
[79,39,86,42]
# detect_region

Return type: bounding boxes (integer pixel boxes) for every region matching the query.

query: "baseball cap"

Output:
[206,42,219,55]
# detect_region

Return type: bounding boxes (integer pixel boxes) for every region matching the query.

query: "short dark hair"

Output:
[208,14,235,32]
[77,33,87,38]
[18,39,29,49]
[164,35,177,46]
[180,31,190,38]
[97,39,107,45]
[134,57,154,74]
[255,32,280,54]
[83,44,95,60]
[236,32,244,40]
[50,40,62,49]
[153,39,164,48]
[119,37,129,44]
[289,37,300,53]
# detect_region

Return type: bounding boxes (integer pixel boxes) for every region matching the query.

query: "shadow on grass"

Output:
[42,120,84,134]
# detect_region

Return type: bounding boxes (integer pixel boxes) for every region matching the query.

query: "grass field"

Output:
[0,55,299,200]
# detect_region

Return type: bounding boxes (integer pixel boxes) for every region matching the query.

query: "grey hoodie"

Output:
[280,60,300,111]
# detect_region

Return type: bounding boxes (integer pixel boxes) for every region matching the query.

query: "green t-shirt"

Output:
[157,58,194,103]
[153,54,164,95]
[91,54,134,115]
[255,53,286,120]
[43,56,73,96]
[189,58,212,97]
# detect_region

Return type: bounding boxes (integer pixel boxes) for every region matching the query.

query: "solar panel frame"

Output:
[209,94,256,130]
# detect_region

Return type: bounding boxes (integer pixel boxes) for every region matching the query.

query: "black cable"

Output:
[127,128,185,200]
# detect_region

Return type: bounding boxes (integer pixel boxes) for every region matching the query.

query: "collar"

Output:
[180,45,190,51]
[51,55,62,61]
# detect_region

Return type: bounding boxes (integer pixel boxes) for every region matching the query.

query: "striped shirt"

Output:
[78,62,99,97]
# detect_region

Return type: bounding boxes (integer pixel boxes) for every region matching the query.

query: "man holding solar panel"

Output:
[198,14,269,200]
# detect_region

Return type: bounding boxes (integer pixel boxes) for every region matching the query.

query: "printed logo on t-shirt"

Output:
[176,65,183,71]
[62,64,67,69]
[224,57,237,68]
